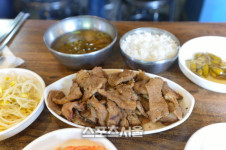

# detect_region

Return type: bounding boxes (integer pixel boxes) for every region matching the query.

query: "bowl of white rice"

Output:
[120,27,180,73]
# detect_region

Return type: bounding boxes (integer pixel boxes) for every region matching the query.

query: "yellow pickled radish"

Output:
[190,60,197,72]
[210,66,224,76]
[197,69,203,76]
[203,64,209,77]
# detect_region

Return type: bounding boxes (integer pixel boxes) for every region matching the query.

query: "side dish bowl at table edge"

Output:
[23,128,117,150]
[120,27,180,74]
[178,36,226,93]
[43,15,117,69]
[0,68,45,141]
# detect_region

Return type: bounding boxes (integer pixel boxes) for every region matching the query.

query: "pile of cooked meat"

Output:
[47,67,183,129]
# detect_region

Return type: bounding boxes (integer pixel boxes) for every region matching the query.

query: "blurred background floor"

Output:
[0,0,224,22]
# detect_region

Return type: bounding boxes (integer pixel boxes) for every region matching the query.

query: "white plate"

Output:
[23,128,117,150]
[0,68,45,141]
[185,123,226,150]
[178,36,226,93]
[44,69,195,135]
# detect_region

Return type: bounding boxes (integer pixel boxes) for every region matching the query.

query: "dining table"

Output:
[0,19,226,150]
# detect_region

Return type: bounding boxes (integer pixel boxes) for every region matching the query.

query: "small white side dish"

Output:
[23,128,117,150]
[0,68,45,141]
[44,69,195,135]
[185,123,226,150]
[179,36,226,93]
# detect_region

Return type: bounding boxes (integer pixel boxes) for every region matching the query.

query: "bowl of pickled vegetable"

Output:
[179,36,226,93]
[44,15,117,69]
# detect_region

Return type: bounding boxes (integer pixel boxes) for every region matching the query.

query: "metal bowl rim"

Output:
[43,15,118,57]
[119,27,180,65]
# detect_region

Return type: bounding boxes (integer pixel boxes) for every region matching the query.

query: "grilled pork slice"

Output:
[90,66,106,78]
[160,113,178,125]
[120,110,129,128]
[73,113,96,128]
[47,90,65,115]
[106,101,122,126]
[145,78,169,122]
[52,81,82,105]
[98,89,137,110]
[162,82,183,120]
[87,96,108,126]
[79,107,98,124]
[162,82,183,100]
[108,69,136,86]
[134,71,150,95]
[126,111,141,126]
[139,96,149,112]
[76,67,107,100]
[160,102,179,125]
[116,83,138,101]
[61,101,84,121]
[136,100,148,118]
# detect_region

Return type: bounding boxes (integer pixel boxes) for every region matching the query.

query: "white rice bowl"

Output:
[121,32,178,61]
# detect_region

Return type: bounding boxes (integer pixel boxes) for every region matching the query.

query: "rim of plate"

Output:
[185,122,226,150]
[23,128,117,150]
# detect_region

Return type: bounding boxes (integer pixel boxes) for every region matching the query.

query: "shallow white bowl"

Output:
[179,36,226,93]
[0,68,45,141]
[185,123,226,150]
[44,69,195,135]
[23,128,117,150]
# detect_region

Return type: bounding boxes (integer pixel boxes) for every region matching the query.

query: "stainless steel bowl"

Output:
[120,27,180,74]
[44,15,117,69]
